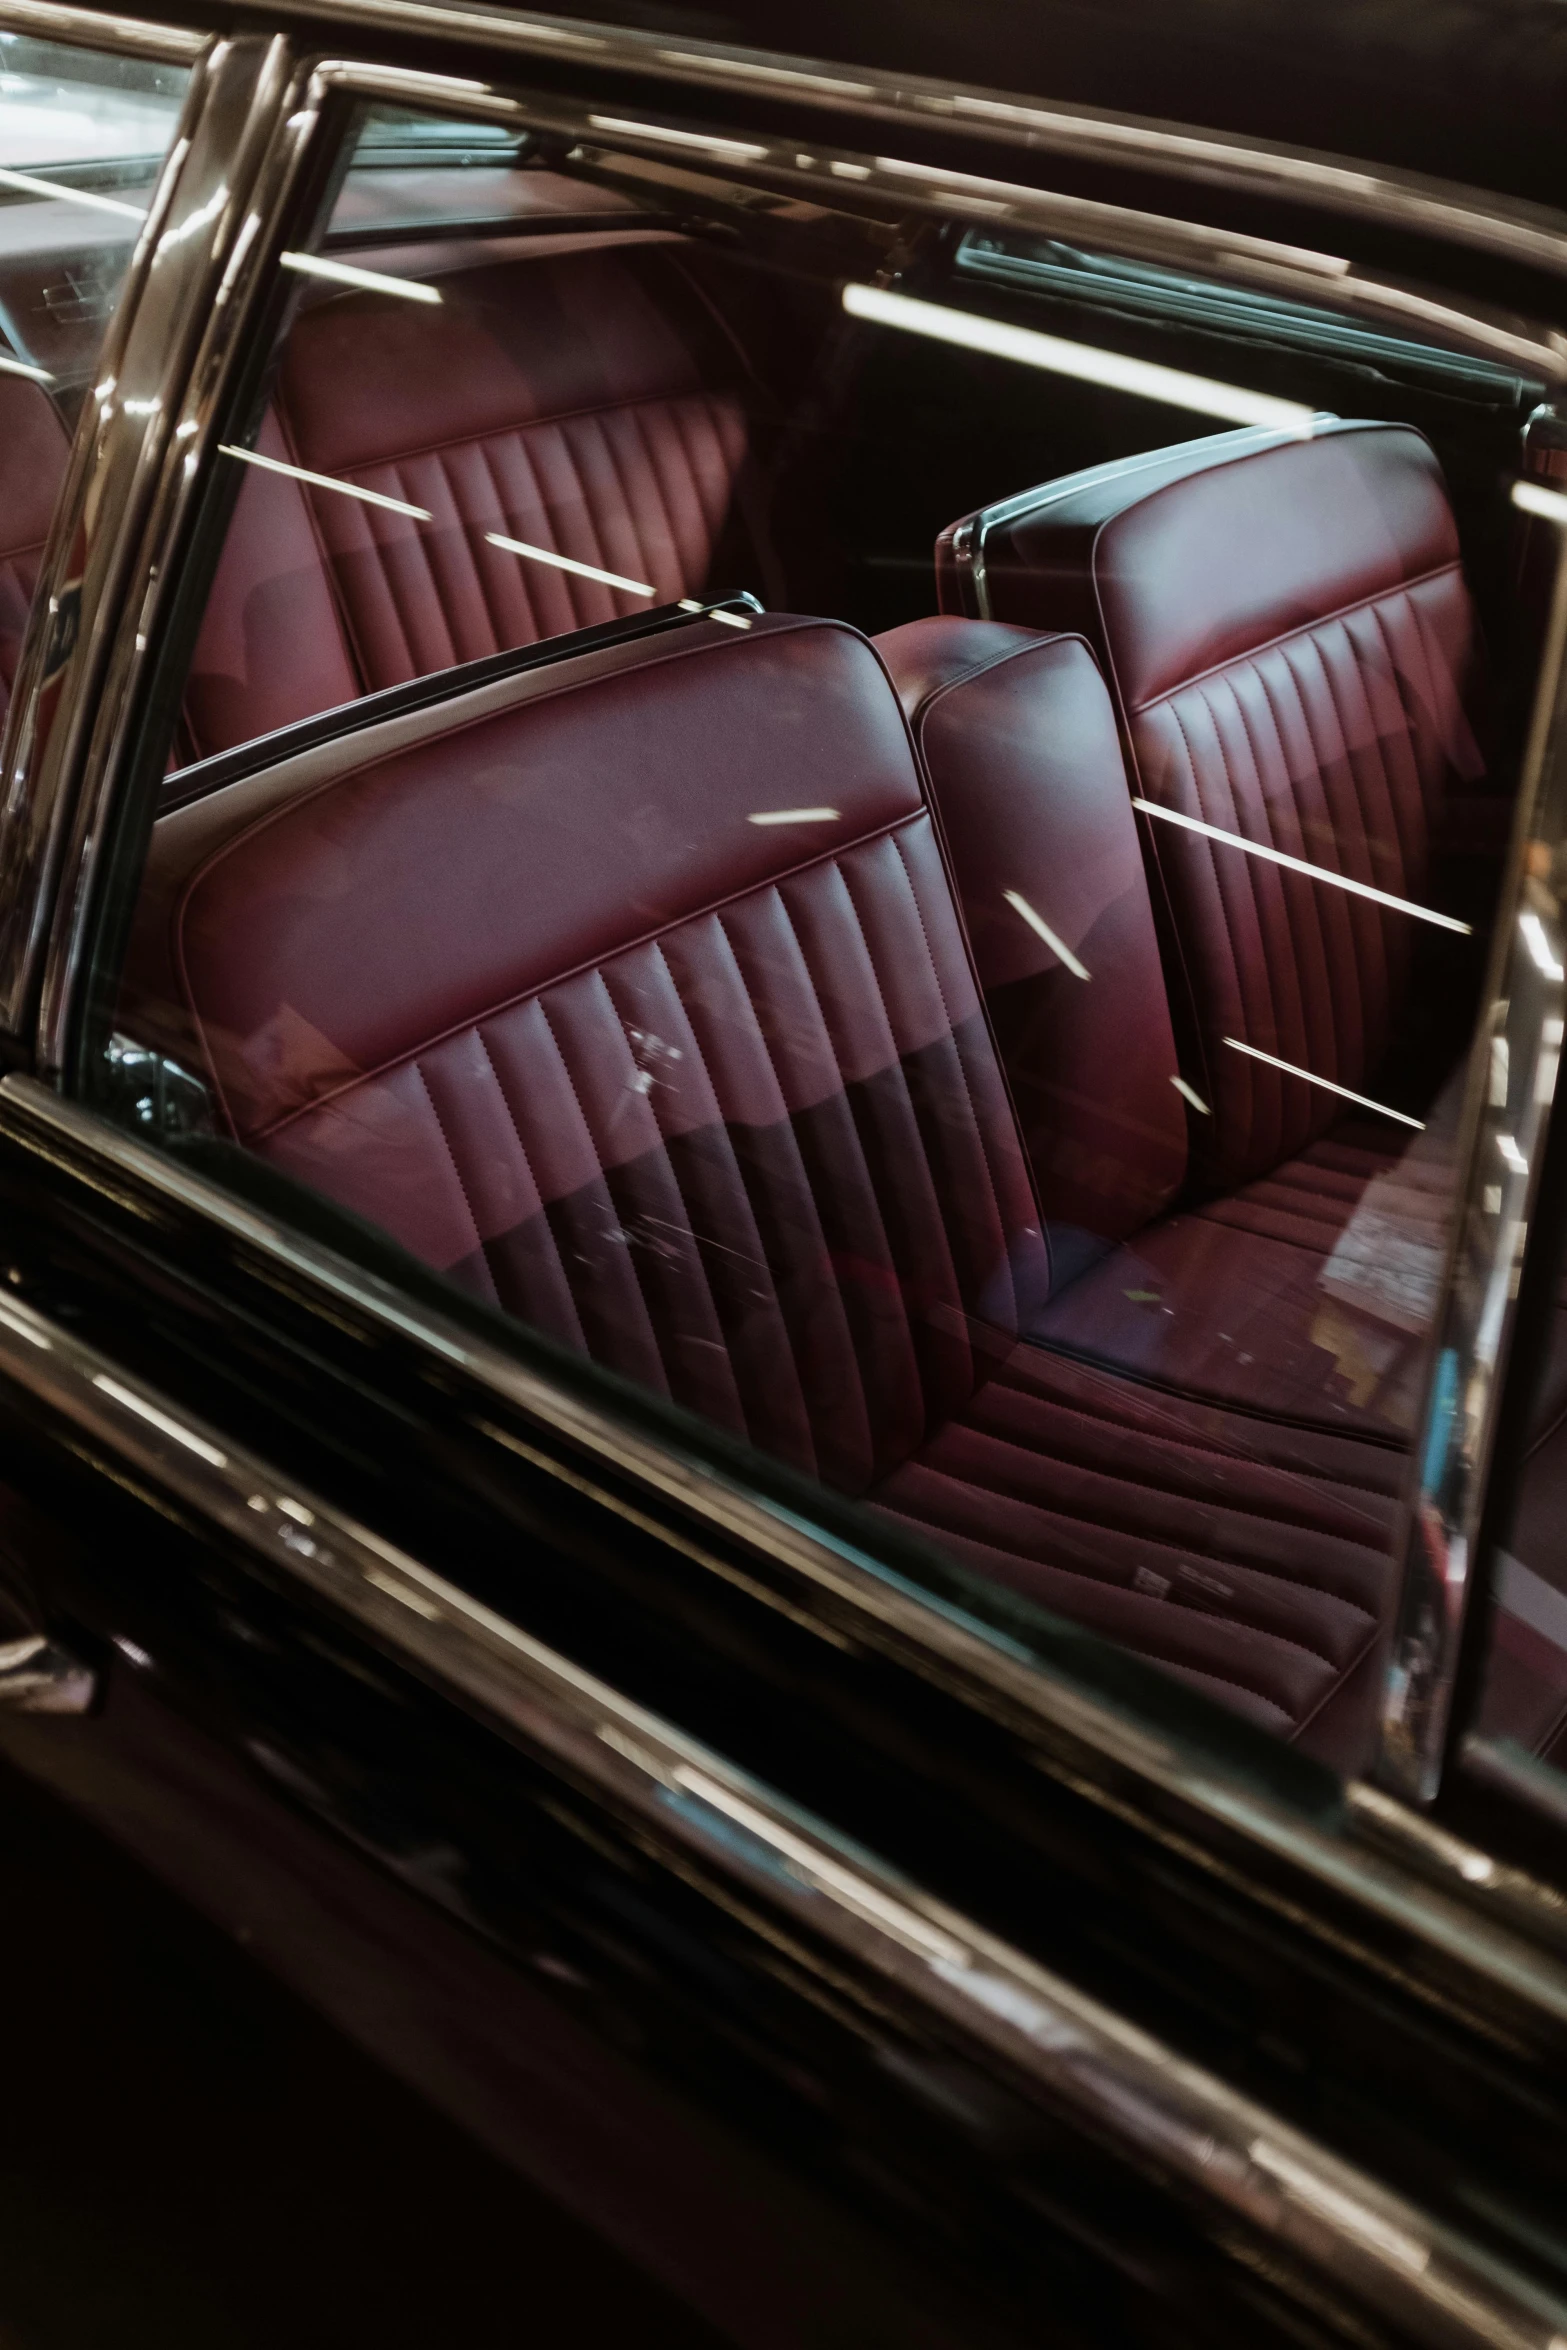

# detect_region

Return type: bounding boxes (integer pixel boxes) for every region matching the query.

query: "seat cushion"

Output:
[187,243,764,757]
[874,1339,1402,1745]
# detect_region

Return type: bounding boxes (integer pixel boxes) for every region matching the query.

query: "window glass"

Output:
[95,92,1561,1781]
[0,35,188,730]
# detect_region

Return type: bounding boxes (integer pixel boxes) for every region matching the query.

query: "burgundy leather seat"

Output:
[890,422,1486,1445]
[185,242,766,759]
[0,375,71,728]
[129,610,1402,1757]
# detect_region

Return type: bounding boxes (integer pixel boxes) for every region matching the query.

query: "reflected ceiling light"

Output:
[1004,889,1090,979]
[678,598,751,629]
[220,443,433,519]
[1512,478,1567,528]
[1520,909,1565,982]
[748,807,841,825]
[92,1373,231,1465]
[1497,1132,1530,1176]
[0,351,50,385]
[1132,799,1471,933]
[280,250,442,305]
[485,531,653,595]
[0,164,144,217]
[1222,1037,1424,1127]
[1171,1075,1211,1115]
[587,114,768,163]
[841,284,1317,432]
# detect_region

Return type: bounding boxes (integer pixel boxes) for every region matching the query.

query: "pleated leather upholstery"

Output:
[187,245,760,755]
[145,607,1409,1753]
[927,422,1484,1189]
[165,615,1050,1491]
[875,1342,1400,1740]
[1129,562,1477,1184]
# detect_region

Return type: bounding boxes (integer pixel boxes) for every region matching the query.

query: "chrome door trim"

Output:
[0,0,205,62]
[305,62,1567,392]
[0,1271,1558,2350]
[210,0,1567,290]
[1376,519,1567,1802]
[11,1072,1567,2009]
[0,29,303,1057]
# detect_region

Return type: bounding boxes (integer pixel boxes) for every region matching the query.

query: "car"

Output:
[3,2,1567,2341]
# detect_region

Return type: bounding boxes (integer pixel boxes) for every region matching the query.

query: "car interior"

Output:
[7,95,1566,1772]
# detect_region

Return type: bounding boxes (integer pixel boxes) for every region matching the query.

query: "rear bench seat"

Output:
[184,239,772,758]
[125,608,1406,1765]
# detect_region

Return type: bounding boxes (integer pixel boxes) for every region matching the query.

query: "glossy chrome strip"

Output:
[218,0,1567,289]
[0,0,204,61]
[0,31,305,1059]
[1377,523,1567,1802]
[0,1272,1558,2350]
[11,1071,1567,2015]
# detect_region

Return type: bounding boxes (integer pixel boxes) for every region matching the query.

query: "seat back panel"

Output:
[158,614,1049,1492]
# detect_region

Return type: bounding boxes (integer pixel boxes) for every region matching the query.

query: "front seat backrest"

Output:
[935,422,1484,1189]
[137,613,1052,1496]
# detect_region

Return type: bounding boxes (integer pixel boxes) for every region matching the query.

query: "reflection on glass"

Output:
[98,93,1558,1788]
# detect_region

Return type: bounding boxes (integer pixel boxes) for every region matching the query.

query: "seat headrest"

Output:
[152,613,923,1140]
[1085,423,1461,711]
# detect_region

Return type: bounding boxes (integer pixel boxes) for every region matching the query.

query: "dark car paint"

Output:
[4,5,1567,2342]
[3,1075,1567,2343]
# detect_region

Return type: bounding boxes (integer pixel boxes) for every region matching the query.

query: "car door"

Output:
[3,11,1567,2348]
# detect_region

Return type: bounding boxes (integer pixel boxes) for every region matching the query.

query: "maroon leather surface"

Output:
[878,616,1188,1249]
[158,605,1405,1755]
[188,245,759,751]
[874,1340,1401,1741]
[179,615,1049,1488]
[0,376,70,723]
[936,424,1484,1190]
[1029,1126,1425,1440]
[184,410,361,759]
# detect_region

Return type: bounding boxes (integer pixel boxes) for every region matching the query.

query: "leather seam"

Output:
[902,627,1086,724]
[880,1486,1349,1685]
[946,1412,1387,1578]
[324,385,740,485]
[237,808,932,1146]
[468,1025,589,1353]
[1126,559,1463,717]
[884,827,1016,1328]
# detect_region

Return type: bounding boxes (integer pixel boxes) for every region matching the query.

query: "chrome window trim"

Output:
[0,1264,1560,2350]
[0,0,205,62]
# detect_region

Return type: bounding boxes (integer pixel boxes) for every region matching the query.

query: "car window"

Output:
[0,34,189,731]
[88,88,1566,1786]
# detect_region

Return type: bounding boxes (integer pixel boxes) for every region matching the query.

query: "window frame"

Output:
[4,0,1567,1941]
